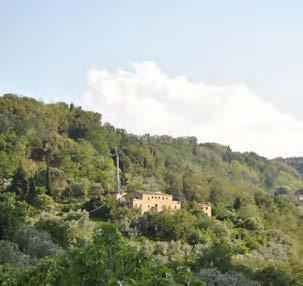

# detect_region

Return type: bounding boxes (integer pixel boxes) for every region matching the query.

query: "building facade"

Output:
[117,190,181,213]
[116,190,211,217]
[198,203,212,217]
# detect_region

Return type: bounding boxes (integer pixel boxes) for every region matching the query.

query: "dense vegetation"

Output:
[0,94,303,285]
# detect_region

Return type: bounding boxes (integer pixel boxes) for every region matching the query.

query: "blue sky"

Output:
[1,0,303,157]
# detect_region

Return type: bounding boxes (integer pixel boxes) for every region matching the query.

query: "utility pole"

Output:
[115,147,122,194]
[109,147,124,194]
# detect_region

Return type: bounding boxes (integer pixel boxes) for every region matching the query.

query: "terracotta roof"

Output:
[198,202,211,206]
[128,190,172,196]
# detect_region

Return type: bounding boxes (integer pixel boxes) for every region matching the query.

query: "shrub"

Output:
[198,268,260,286]
[13,226,62,259]
[0,192,29,240]
[32,194,56,211]
[0,240,30,267]
[36,210,90,247]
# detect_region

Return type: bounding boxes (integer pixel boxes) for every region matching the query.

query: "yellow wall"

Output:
[125,191,181,213]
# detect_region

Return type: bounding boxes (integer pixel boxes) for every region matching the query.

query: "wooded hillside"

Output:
[0,94,303,285]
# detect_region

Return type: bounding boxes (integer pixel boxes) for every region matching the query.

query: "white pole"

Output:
[116,147,121,193]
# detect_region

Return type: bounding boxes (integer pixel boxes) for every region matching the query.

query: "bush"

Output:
[0,240,30,267]
[0,192,29,240]
[255,266,297,286]
[62,179,90,202]
[198,241,233,272]
[134,209,196,241]
[198,268,259,286]
[32,194,56,211]
[3,225,206,285]
[243,218,263,231]
[36,210,90,247]
[13,226,62,259]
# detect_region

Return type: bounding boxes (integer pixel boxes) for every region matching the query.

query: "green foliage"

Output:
[255,266,299,286]
[243,218,263,231]
[198,268,259,286]
[32,194,56,211]
[8,166,36,203]
[62,178,90,201]
[1,94,303,285]
[3,226,205,285]
[0,264,18,285]
[0,192,29,240]
[36,210,90,247]
[13,226,62,259]
[198,241,233,272]
[0,240,30,268]
[134,209,197,242]
[93,223,123,247]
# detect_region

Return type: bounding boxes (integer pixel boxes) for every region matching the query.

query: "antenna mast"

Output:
[115,147,122,194]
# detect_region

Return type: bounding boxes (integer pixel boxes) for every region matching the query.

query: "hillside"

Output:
[274,157,303,177]
[0,94,303,285]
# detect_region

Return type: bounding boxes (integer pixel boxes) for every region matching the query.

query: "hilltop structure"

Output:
[116,190,212,217]
[198,203,212,217]
[116,190,181,213]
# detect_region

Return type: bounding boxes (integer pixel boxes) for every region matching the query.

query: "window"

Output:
[163,197,164,200]
[155,204,158,207]
[175,206,177,209]
[148,205,150,208]
[152,196,154,199]
[205,207,208,210]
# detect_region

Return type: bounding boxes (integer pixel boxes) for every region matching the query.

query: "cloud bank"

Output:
[84,61,303,158]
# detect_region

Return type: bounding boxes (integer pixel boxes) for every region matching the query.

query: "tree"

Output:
[36,210,90,248]
[198,269,259,286]
[255,266,297,286]
[7,225,205,285]
[0,192,29,240]
[135,209,197,242]
[254,192,272,207]
[8,166,35,202]
[209,179,235,205]
[7,165,38,204]
[0,240,30,268]
[13,226,62,259]
[198,241,233,272]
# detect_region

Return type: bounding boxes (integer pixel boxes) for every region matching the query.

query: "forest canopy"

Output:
[0,94,303,285]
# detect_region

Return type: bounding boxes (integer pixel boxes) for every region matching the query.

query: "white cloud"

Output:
[84,61,303,158]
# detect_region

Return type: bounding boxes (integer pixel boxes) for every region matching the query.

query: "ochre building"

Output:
[198,203,212,217]
[117,190,181,213]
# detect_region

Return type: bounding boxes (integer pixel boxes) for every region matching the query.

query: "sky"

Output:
[1,0,303,158]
